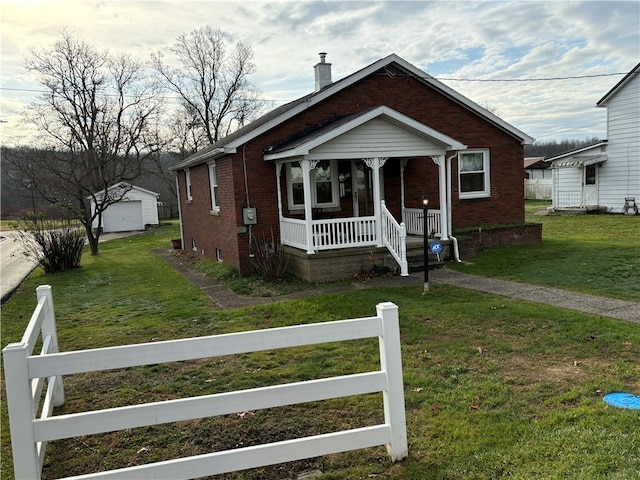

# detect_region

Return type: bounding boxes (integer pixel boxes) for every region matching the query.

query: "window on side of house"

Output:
[458,150,490,199]
[208,162,219,212]
[287,160,339,209]
[185,169,193,202]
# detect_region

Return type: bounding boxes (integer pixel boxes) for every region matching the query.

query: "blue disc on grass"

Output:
[603,392,640,410]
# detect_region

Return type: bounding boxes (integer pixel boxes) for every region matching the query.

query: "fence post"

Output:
[37,285,64,406]
[3,342,41,479]
[377,301,408,461]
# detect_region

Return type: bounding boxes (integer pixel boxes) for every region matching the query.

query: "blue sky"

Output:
[1,0,638,145]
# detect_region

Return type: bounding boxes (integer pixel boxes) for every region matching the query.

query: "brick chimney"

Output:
[314,52,332,92]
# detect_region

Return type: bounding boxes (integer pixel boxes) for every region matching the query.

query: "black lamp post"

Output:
[422,195,429,293]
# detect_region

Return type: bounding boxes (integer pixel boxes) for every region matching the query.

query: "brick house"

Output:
[170,53,540,281]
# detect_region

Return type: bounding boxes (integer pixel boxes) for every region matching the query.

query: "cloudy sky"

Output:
[1,0,638,146]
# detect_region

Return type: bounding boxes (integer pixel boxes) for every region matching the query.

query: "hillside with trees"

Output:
[524,137,602,157]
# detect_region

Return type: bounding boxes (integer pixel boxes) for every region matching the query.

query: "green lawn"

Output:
[450,201,640,301]
[1,213,639,480]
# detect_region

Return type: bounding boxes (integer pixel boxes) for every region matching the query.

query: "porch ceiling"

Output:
[264,105,466,161]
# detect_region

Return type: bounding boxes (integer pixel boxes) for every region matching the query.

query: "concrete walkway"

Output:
[156,249,640,324]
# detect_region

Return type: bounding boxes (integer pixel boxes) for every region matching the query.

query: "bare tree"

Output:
[152,26,266,146]
[11,30,163,255]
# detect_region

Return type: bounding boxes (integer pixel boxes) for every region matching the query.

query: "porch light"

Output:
[422,195,429,293]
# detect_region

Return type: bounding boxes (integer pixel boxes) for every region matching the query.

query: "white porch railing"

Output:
[3,286,408,480]
[281,216,378,251]
[402,208,441,237]
[313,216,377,249]
[554,190,583,208]
[280,217,308,250]
[381,201,409,276]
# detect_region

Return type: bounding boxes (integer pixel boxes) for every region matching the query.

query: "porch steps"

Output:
[403,239,447,272]
[406,255,446,273]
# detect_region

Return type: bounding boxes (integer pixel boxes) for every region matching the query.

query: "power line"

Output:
[435,72,627,82]
[0,71,628,99]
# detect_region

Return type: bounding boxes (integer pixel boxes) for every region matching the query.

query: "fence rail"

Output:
[3,286,408,480]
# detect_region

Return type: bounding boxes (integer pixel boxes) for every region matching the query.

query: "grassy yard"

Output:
[450,200,640,301]
[1,212,639,479]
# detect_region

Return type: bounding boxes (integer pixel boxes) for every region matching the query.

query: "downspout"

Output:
[242,143,252,245]
[446,153,462,262]
[175,173,184,248]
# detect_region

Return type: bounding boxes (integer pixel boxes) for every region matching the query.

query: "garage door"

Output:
[103,201,144,232]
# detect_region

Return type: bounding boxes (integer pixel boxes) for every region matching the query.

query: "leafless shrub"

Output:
[248,229,289,281]
[13,212,85,273]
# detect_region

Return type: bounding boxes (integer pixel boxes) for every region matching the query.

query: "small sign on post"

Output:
[430,241,443,263]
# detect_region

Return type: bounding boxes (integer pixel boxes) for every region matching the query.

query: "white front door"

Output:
[584,164,598,206]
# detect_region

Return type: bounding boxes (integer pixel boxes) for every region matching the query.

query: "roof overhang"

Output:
[551,154,607,168]
[169,147,237,172]
[263,106,467,161]
[597,62,640,107]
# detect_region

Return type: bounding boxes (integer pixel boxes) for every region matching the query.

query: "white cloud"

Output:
[1,0,638,145]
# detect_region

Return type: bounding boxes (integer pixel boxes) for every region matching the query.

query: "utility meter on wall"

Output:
[243,207,257,225]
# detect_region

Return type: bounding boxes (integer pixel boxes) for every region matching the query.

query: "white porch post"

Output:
[364,157,387,247]
[431,155,449,240]
[301,160,316,254]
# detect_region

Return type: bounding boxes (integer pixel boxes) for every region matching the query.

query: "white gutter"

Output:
[446,153,462,262]
[175,174,184,248]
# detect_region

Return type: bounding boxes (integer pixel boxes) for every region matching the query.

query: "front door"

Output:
[584,164,598,206]
[352,161,386,217]
[353,161,374,217]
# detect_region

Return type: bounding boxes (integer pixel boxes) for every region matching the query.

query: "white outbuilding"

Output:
[90,183,160,233]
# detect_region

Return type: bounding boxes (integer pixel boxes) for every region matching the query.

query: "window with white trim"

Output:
[208,162,219,212]
[287,160,339,209]
[458,150,490,199]
[185,169,193,202]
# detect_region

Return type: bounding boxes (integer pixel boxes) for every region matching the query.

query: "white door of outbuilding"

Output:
[102,201,144,232]
[584,164,598,206]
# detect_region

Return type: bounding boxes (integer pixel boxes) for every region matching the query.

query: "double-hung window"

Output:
[287,160,339,209]
[208,162,219,213]
[185,169,193,202]
[458,149,490,199]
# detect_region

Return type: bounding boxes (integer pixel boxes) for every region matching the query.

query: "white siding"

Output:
[600,72,640,212]
[308,118,446,159]
[91,185,159,232]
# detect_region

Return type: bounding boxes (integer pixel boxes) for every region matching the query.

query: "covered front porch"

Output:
[265,106,466,281]
[281,214,452,282]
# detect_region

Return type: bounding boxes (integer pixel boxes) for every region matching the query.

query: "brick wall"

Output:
[455,223,543,259]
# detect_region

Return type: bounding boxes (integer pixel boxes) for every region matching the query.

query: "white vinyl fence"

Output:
[3,285,408,480]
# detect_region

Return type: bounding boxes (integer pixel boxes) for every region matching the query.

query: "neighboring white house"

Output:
[90,183,160,232]
[547,63,639,214]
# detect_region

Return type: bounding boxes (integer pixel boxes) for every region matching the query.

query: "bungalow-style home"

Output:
[90,182,160,233]
[547,63,639,214]
[170,53,540,282]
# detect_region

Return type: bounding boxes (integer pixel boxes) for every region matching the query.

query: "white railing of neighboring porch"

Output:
[402,208,441,237]
[554,190,583,208]
[381,201,409,276]
[3,286,409,480]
